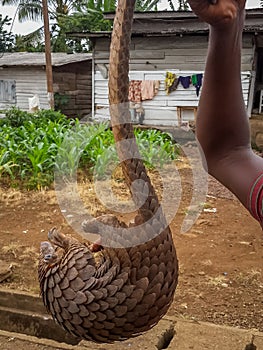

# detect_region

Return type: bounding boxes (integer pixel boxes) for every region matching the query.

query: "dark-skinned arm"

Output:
[188,0,263,212]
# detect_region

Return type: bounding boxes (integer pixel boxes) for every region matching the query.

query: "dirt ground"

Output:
[0,157,262,337]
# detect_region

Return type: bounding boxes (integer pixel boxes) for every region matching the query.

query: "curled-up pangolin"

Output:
[38,0,178,343]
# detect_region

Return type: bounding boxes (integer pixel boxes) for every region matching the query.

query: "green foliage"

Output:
[2,106,67,127]
[135,0,159,11]
[15,31,45,52]
[167,0,175,11]
[0,107,178,190]
[1,0,181,53]
[134,128,179,169]
[58,0,117,52]
[0,108,71,189]
[0,0,116,53]
[54,93,70,110]
[177,0,190,11]
[0,14,15,53]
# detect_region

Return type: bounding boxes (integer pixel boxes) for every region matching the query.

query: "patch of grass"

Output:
[2,243,21,258]
[207,275,228,287]
[234,269,262,287]
[19,246,39,260]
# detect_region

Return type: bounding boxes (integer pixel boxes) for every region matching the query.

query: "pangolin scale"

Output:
[38,0,178,343]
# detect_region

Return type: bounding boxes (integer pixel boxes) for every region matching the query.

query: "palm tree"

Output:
[177,0,189,11]
[0,0,188,52]
[0,0,86,51]
[165,0,189,11]
[0,14,15,54]
[135,0,159,11]
[0,0,81,21]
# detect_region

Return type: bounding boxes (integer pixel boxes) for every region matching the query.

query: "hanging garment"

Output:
[141,80,155,101]
[178,76,191,89]
[129,80,142,103]
[191,73,203,97]
[165,72,179,95]
[129,80,160,102]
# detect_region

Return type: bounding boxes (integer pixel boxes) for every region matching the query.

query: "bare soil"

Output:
[0,157,262,337]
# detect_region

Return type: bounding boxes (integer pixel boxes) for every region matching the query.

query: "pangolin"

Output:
[38,0,178,343]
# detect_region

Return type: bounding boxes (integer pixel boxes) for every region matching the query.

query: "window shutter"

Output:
[0,80,16,103]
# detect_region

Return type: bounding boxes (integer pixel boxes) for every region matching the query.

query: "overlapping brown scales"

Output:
[38,0,178,343]
[39,225,177,342]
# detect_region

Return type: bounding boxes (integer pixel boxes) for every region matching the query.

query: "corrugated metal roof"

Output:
[104,8,263,20]
[103,10,198,20]
[0,52,92,67]
[69,8,263,39]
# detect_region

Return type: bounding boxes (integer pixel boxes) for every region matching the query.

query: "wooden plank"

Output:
[94,90,108,97]
[76,82,91,92]
[133,36,208,50]
[164,48,208,56]
[164,56,206,64]
[95,50,165,60]
[141,100,167,107]
[168,100,198,107]
[95,55,208,66]
[129,63,207,71]
[95,100,108,106]
[94,109,179,126]
[94,37,135,51]
[144,111,177,120]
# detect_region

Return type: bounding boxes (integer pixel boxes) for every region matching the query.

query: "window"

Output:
[0,80,16,103]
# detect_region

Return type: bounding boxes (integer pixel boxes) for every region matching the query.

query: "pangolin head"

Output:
[40,241,58,265]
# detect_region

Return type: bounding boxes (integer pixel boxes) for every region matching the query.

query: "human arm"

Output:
[187,0,263,219]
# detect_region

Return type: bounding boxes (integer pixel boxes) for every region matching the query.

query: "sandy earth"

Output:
[0,158,262,345]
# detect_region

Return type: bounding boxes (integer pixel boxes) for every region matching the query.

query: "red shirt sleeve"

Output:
[248,173,263,225]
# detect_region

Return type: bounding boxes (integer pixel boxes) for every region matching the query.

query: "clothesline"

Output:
[128,80,161,124]
[165,72,203,97]
[128,72,204,105]
[128,80,160,103]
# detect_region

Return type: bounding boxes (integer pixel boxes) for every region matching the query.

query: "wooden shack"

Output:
[0,52,92,118]
[71,9,263,126]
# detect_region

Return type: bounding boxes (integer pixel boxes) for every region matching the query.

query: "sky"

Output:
[0,0,261,35]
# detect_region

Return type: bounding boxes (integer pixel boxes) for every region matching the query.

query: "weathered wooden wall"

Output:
[53,61,92,118]
[0,61,92,118]
[93,34,254,126]
[0,67,49,110]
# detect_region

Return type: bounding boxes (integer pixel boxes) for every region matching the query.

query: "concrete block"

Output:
[168,318,261,350]
[80,318,175,350]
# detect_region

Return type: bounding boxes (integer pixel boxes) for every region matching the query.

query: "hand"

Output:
[187,0,246,28]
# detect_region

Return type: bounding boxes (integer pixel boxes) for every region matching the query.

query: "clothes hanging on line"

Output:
[128,80,160,125]
[129,80,142,103]
[165,72,179,94]
[178,76,191,89]
[191,73,203,97]
[141,80,156,101]
[129,80,160,102]
[165,72,203,96]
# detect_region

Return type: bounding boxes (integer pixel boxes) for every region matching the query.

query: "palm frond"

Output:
[135,0,159,11]
[167,0,175,11]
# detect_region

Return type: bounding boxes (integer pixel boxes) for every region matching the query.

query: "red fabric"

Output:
[128,80,142,103]
[248,173,263,225]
